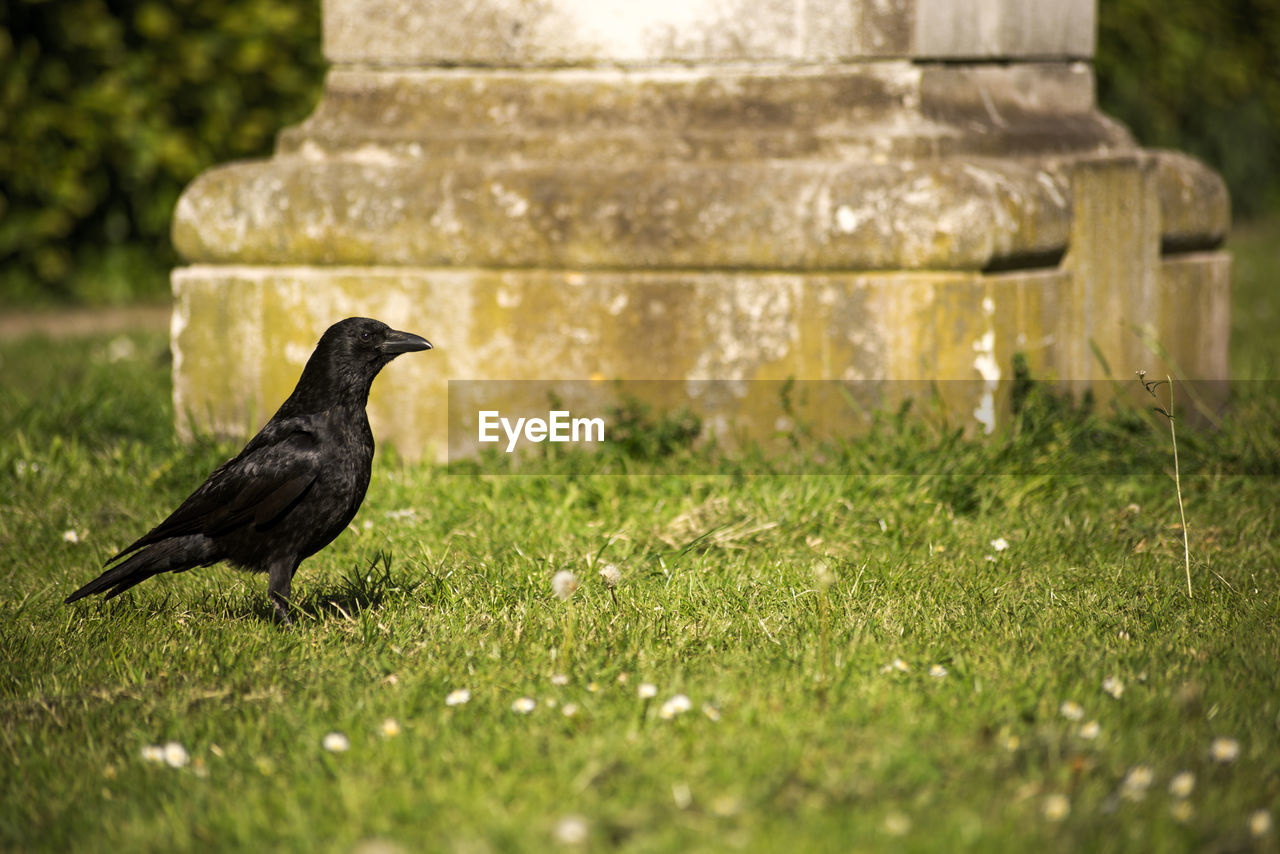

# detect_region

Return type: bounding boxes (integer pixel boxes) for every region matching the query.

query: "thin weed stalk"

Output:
[1138,371,1192,598]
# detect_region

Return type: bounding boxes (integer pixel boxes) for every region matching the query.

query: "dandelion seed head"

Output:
[1168,771,1195,799]
[1210,736,1240,763]
[1102,676,1124,699]
[445,688,471,706]
[637,682,657,699]
[323,732,350,752]
[598,564,621,589]
[511,697,537,714]
[813,560,836,590]
[105,336,136,363]
[1059,700,1084,721]
[551,570,579,601]
[1043,793,1070,822]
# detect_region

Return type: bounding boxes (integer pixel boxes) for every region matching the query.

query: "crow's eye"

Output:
[360,330,371,341]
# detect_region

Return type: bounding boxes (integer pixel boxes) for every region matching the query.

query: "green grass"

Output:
[2,219,1279,852]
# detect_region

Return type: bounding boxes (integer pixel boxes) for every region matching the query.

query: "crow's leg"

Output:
[267,560,298,625]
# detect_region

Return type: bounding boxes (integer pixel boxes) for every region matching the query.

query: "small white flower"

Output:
[445,688,471,706]
[1043,793,1070,822]
[322,732,350,752]
[511,697,537,714]
[598,564,621,589]
[702,703,721,722]
[551,570,579,601]
[586,682,599,693]
[552,815,589,845]
[1102,676,1124,699]
[883,812,911,836]
[1168,771,1195,799]
[1170,800,1194,823]
[659,694,692,719]
[990,537,1009,552]
[637,682,657,699]
[1059,700,1084,721]
[380,718,401,737]
[140,745,165,764]
[550,673,569,686]
[62,530,80,544]
[1121,765,1154,801]
[1250,810,1272,838]
[880,658,910,674]
[1078,721,1101,740]
[929,664,948,679]
[561,703,579,718]
[616,672,629,684]
[1210,736,1240,763]
[384,508,418,521]
[163,742,190,768]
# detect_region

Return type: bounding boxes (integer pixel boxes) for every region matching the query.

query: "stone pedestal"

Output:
[171,0,1230,460]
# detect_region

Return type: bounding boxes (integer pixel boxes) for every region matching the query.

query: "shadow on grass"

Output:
[77,550,442,628]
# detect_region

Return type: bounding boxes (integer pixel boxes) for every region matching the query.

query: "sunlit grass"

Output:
[1,216,1277,851]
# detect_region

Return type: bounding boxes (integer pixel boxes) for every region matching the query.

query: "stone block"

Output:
[321,0,1093,65]
[172,264,1093,460]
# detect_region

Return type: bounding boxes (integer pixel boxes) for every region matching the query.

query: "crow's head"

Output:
[327,317,432,368]
[290,317,432,410]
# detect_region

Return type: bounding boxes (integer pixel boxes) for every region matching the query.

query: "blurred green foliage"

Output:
[0,0,323,305]
[0,0,1275,306]
[1096,0,1280,217]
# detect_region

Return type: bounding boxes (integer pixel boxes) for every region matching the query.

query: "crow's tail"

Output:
[64,536,218,604]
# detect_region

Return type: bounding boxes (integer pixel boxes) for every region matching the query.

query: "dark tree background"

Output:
[1,0,1276,305]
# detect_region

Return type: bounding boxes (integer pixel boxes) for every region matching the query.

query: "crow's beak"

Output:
[381,329,433,354]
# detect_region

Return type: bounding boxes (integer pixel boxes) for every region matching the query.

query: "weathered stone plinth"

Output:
[171,0,1231,460]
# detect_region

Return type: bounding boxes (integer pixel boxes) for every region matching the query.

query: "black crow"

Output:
[65,316,432,623]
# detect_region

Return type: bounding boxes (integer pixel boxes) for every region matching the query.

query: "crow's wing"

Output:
[106,418,324,564]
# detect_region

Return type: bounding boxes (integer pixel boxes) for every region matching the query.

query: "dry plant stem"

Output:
[1166,375,1192,599]
[1139,370,1192,599]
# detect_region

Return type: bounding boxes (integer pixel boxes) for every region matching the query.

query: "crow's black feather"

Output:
[65,317,432,622]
